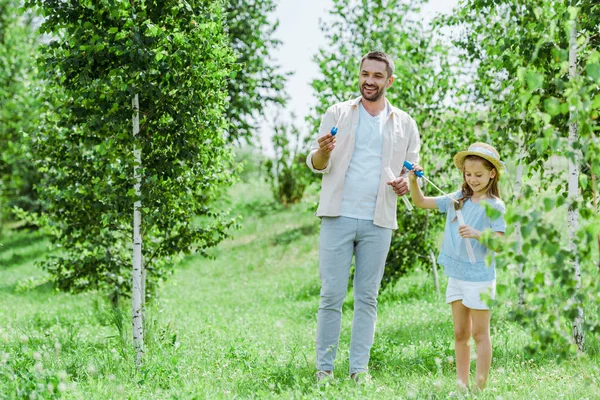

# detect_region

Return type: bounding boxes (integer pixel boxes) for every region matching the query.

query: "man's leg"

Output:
[316,217,356,372]
[349,219,392,374]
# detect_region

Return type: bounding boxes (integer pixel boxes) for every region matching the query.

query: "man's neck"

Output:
[361,97,387,117]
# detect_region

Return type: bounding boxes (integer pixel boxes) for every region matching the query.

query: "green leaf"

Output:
[496,283,507,296]
[585,64,600,82]
[525,71,544,91]
[544,97,561,116]
[534,272,545,285]
[579,174,588,190]
[543,197,555,211]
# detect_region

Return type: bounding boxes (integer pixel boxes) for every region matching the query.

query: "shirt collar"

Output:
[352,96,400,118]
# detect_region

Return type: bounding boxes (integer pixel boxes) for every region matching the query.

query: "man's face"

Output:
[359,59,394,102]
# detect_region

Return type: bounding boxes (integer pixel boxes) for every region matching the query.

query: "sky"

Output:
[258,0,460,154]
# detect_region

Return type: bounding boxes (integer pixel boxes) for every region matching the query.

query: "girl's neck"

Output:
[470,193,488,203]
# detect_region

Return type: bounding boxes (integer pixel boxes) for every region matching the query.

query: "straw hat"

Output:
[453,142,504,173]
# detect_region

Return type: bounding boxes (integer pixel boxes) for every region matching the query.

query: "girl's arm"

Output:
[408,167,438,209]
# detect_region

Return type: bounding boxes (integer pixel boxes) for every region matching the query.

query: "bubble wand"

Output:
[403,160,476,264]
[330,114,344,136]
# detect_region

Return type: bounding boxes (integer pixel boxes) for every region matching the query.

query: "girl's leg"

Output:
[451,301,471,389]
[471,309,492,390]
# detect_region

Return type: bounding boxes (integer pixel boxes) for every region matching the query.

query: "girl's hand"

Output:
[458,225,481,240]
[408,164,423,182]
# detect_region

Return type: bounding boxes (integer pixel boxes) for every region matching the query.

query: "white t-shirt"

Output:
[340,102,388,220]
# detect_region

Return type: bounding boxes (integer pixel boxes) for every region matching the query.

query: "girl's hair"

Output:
[453,155,501,212]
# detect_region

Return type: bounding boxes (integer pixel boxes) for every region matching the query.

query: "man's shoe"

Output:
[315,370,334,383]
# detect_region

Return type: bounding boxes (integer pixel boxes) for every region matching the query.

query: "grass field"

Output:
[1,179,599,399]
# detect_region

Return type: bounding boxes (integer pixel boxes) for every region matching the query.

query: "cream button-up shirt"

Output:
[306,96,421,230]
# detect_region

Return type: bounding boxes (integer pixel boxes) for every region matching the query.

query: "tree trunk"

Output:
[0,196,3,238]
[132,93,145,366]
[429,250,439,293]
[568,21,584,351]
[514,151,525,306]
[592,171,599,271]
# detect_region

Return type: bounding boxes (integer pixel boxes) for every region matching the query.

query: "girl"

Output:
[407,142,506,391]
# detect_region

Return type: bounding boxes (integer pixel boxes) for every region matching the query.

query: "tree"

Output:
[445,0,600,355]
[25,0,237,309]
[224,0,288,144]
[308,0,465,289]
[0,0,42,228]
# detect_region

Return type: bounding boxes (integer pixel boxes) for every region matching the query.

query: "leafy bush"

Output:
[383,206,444,291]
[263,117,312,205]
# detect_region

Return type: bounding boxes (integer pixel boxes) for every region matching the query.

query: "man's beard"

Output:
[360,84,385,102]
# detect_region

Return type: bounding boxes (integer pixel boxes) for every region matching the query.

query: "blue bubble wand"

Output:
[330,114,343,136]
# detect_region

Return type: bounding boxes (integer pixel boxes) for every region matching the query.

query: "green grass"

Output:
[1,180,599,399]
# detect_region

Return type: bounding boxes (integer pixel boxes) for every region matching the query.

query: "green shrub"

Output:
[263,117,312,205]
[383,206,444,291]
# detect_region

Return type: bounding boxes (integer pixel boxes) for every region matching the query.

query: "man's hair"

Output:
[360,51,395,78]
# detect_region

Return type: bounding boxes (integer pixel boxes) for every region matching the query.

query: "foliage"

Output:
[263,115,313,205]
[308,0,458,288]
[224,0,288,144]
[0,1,43,221]
[445,0,600,356]
[23,0,237,300]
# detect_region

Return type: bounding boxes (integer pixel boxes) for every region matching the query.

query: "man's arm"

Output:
[306,108,337,173]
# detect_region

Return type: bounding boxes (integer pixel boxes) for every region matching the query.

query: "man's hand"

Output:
[387,176,409,196]
[311,133,336,170]
[317,133,336,155]
[458,225,481,240]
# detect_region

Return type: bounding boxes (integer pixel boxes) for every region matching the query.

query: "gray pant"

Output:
[316,216,392,374]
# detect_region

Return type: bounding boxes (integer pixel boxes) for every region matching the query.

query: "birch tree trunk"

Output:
[514,151,524,306]
[592,171,599,271]
[429,250,439,293]
[568,22,584,351]
[132,93,145,366]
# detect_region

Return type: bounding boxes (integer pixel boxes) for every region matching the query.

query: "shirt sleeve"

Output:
[490,199,507,233]
[435,191,461,214]
[435,195,450,213]
[404,116,421,166]
[306,106,336,174]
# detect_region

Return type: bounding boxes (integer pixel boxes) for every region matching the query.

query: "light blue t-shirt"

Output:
[435,191,506,282]
[340,102,388,220]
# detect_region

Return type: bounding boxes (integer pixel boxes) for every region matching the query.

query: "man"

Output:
[306,50,420,382]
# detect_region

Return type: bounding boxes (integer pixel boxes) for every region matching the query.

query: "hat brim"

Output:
[453,151,504,174]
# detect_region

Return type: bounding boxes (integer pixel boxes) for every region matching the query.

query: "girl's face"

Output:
[463,158,496,196]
